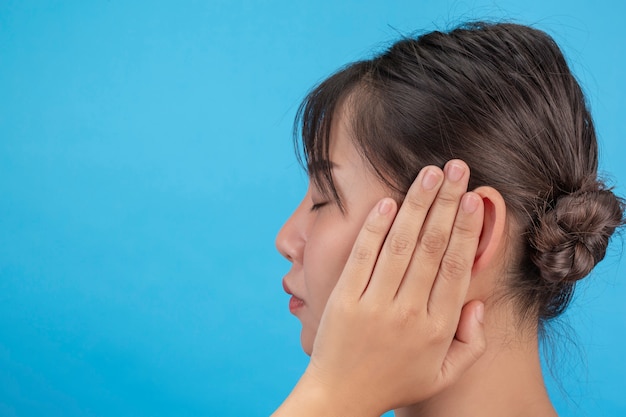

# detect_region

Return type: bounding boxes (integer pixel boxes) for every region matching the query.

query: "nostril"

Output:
[276,220,304,263]
[275,229,293,262]
[276,237,295,263]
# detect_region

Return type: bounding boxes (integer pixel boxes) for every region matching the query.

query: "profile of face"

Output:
[275,108,389,355]
[277,22,625,357]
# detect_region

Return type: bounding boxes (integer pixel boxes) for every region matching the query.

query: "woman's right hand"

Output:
[273,160,486,417]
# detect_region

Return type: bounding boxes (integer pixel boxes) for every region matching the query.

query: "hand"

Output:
[273,160,486,417]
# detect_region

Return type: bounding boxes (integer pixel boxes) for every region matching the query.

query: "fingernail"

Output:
[475,303,484,324]
[446,162,464,182]
[378,199,392,215]
[422,168,440,190]
[462,193,479,213]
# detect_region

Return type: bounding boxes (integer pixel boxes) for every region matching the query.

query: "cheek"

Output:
[303,215,367,319]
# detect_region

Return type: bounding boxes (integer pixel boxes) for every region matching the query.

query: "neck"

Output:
[394,314,558,417]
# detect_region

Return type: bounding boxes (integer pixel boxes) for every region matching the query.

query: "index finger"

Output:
[363,166,444,300]
[332,198,398,299]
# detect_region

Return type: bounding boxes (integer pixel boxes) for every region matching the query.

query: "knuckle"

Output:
[420,230,448,255]
[352,244,375,264]
[436,190,460,208]
[368,302,386,317]
[387,232,414,256]
[431,330,449,345]
[403,193,429,213]
[327,299,359,323]
[396,305,420,328]
[453,218,477,237]
[440,252,471,280]
[363,219,385,235]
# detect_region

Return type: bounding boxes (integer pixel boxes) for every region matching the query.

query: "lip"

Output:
[282,278,293,295]
[283,277,305,314]
[289,295,305,313]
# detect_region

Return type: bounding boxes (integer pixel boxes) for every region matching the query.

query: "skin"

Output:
[274,104,559,416]
[276,110,391,355]
[274,105,485,416]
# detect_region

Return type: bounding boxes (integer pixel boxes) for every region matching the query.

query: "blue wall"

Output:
[1,1,624,416]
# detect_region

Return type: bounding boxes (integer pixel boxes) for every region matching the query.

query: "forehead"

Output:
[305,99,351,169]
[329,108,385,186]
[304,91,374,207]
[327,101,360,165]
[307,110,357,182]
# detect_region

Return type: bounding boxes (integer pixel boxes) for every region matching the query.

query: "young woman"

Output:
[273,22,624,416]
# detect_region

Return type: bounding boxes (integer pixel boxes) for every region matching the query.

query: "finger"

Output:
[333,198,398,299]
[427,192,483,316]
[363,166,444,301]
[396,160,470,302]
[438,301,486,387]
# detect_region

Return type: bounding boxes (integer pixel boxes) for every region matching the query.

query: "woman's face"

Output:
[276,110,390,355]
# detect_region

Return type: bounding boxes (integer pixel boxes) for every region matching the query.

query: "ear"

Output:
[472,186,507,274]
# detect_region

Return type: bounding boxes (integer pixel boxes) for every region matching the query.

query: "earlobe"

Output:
[472,186,507,273]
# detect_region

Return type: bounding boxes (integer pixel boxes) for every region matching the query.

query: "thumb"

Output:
[440,301,486,385]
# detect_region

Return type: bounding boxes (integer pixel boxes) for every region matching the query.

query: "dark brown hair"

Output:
[295,22,625,325]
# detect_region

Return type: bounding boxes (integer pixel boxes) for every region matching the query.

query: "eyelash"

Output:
[310,202,328,212]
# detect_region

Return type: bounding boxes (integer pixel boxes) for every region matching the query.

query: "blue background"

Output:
[1,1,624,416]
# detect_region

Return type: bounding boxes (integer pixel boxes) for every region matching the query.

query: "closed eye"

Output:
[310,202,328,212]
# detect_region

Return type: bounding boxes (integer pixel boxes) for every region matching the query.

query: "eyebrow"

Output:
[307,160,338,176]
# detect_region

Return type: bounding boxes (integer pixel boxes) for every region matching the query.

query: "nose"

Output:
[275,195,310,263]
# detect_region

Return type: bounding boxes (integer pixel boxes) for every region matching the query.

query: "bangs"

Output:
[293,38,451,210]
[293,61,371,210]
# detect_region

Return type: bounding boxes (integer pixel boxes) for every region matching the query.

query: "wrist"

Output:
[272,370,380,417]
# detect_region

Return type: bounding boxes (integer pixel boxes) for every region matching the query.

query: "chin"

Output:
[300,328,315,356]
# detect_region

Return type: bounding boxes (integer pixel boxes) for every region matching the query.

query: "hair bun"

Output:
[530,187,625,285]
